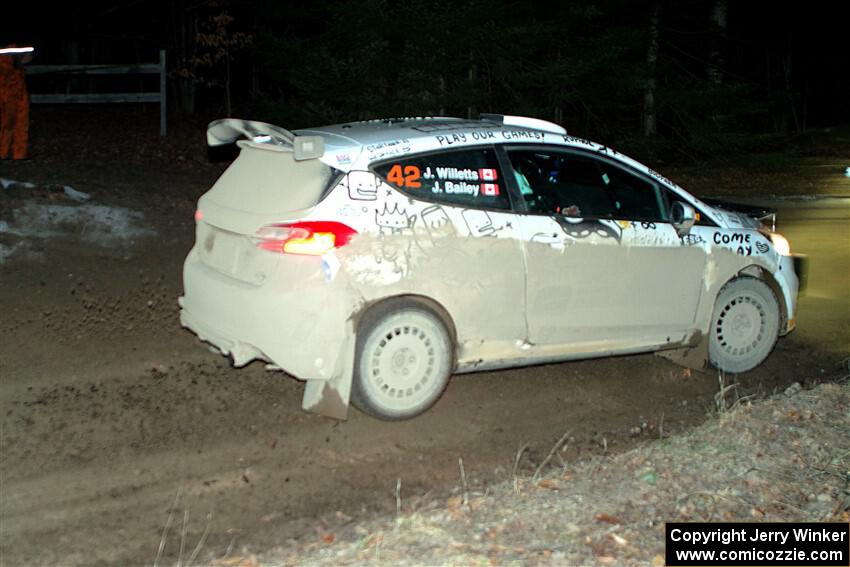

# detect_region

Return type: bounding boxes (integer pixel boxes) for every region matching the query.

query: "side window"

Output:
[373,148,510,210]
[509,150,618,217]
[508,149,666,222]
[596,162,667,222]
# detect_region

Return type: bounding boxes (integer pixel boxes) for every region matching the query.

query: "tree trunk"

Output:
[171,1,198,115]
[438,76,446,116]
[783,54,801,134]
[61,39,82,96]
[466,49,477,120]
[802,64,808,132]
[224,40,232,116]
[707,0,727,85]
[643,1,661,137]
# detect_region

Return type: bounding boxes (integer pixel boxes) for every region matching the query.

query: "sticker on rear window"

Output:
[386,164,421,188]
[482,183,500,196]
[373,148,511,210]
[421,166,490,181]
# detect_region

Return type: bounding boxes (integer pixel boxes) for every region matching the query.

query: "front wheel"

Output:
[352,301,453,420]
[708,277,780,373]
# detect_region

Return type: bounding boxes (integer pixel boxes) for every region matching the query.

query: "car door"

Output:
[502,146,707,348]
[370,146,527,362]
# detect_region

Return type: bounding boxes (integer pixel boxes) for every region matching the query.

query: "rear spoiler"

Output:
[206,118,325,160]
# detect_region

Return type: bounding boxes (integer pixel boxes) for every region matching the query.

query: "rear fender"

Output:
[300,293,457,420]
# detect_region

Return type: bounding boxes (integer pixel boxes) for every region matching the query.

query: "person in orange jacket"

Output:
[0,44,33,160]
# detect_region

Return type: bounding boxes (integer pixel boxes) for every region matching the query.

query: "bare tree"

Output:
[643,1,661,137]
[707,0,727,85]
[170,0,201,114]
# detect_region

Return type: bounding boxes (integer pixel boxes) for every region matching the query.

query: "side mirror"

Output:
[671,202,696,235]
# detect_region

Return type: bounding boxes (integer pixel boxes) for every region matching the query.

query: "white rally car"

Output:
[179,115,803,420]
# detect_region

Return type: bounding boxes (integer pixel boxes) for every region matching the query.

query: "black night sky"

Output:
[5,1,850,155]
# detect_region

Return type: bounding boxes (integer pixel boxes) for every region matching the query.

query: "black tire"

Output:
[351,299,453,420]
[708,277,780,373]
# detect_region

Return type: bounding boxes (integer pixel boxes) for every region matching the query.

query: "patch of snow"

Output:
[2,202,155,245]
[0,242,17,264]
[0,178,35,190]
[63,186,91,202]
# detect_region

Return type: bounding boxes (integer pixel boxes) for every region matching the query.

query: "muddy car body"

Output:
[179,115,802,420]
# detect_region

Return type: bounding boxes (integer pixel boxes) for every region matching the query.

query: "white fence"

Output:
[27,50,167,136]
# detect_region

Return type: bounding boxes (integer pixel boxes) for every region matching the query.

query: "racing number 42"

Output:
[387,164,421,188]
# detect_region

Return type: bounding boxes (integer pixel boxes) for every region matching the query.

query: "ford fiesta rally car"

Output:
[179,114,804,420]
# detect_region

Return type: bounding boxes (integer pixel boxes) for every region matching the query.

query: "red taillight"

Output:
[194,209,204,222]
[256,221,357,256]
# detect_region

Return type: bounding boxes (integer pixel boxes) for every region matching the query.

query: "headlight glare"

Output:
[769,232,791,256]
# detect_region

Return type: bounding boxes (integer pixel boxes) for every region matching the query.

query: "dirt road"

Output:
[1,134,847,565]
[773,197,850,353]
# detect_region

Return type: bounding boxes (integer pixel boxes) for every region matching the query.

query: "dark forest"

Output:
[8,1,850,158]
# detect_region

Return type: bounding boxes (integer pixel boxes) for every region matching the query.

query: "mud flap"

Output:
[301,321,355,420]
[655,337,709,372]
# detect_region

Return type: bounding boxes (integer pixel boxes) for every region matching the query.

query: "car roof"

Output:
[224,114,720,225]
[295,115,565,151]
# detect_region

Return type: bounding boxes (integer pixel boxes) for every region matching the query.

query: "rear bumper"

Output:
[179,304,266,367]
[179,246,355,381]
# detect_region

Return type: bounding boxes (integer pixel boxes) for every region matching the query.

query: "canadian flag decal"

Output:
[478,168,498,181]
[481,183,500,196]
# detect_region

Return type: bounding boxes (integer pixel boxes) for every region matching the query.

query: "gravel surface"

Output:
[1,108,847,566]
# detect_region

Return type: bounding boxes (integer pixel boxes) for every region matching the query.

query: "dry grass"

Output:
[218,380,850,566]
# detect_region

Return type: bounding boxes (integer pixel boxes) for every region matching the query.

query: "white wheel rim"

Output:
[713,293,766,359]
[362,314,445,411]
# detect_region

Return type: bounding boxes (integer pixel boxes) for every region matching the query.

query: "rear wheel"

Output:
[352,301,452,420]
[708,277,780,373]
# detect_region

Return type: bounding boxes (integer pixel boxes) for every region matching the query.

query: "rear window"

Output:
[372,147,510,210]
[206,146,338,212]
